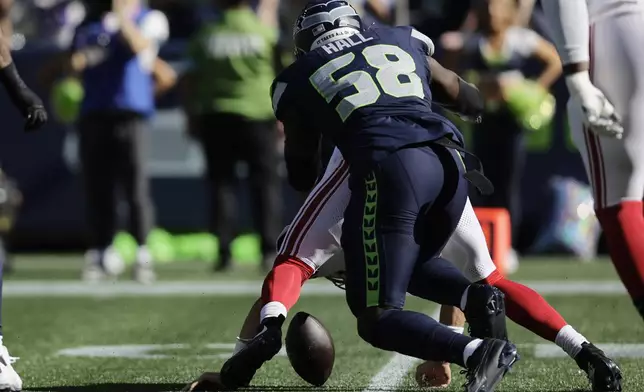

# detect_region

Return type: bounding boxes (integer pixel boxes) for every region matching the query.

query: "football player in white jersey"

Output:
[542,0,644,322]
[186,147,621,392]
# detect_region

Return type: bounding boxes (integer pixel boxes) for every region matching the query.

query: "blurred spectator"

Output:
[349,0,395,26]
[183,0,281,272]
[0,0,11,42]
[410,0,472,41]
[63,0,172,283]
[441,0,561,245]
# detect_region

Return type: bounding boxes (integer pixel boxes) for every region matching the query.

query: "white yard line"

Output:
[0,280,627,297]
[361,307,440,392]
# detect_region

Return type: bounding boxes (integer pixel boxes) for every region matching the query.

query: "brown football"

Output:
[285,312,335,386]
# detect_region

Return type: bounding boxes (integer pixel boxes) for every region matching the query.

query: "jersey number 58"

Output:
[310,44,425,122]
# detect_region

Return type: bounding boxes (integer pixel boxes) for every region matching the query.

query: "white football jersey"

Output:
[587,0,644,22]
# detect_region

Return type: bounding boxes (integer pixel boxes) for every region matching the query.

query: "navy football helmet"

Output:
[293,1,364,58]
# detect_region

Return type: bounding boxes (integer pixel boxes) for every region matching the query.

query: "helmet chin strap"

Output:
[310,27,360,50]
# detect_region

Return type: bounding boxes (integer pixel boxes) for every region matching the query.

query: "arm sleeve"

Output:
[540,0,589,65]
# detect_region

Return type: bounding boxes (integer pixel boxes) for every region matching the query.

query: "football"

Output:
[285,312,335,386]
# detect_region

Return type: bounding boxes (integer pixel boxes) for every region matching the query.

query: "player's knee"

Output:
[356,306,396,345]
[356,306,384,345]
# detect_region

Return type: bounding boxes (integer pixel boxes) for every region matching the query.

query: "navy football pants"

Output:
[342,143,469,315]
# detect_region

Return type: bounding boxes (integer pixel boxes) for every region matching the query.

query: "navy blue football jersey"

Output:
[271,25,464,173]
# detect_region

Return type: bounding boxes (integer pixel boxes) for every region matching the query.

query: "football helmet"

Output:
[293,0,364,58]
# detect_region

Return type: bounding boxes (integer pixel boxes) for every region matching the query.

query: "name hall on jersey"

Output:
[321,33,374,55]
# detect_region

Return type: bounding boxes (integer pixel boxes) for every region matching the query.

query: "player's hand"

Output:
[24,105,48,132]
[16,88,48,132]
[183,372,225,391]
[566,71,623,139]
[415,361,451,388]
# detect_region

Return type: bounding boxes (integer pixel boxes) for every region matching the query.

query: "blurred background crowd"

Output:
[0,0,600,277]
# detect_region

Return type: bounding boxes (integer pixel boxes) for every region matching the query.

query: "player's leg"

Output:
[114,113,155,283]
[0,249,21,392]
[439,197,621,391]
[260,149,349,322]
[408,166,507,340]
[78,113,122,280]
[220,150,349,389]
[571,17,644,319]
[342,145,517,387]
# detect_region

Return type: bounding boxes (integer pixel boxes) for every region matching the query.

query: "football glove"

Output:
[566,71,623,139]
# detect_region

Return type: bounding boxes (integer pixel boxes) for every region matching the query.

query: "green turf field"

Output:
[3,255,642,391]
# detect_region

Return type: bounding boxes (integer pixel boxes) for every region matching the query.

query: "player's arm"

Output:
[415,305,465,387]
[428,57,484,121]
[282,108,322,192]
[540,0,589,76]
[541,0,623,138]
[0,26,48,131]
[272,78,322,192]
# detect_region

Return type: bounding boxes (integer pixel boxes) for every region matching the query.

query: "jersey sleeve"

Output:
[270,71,294,122]
[410,28,435,57]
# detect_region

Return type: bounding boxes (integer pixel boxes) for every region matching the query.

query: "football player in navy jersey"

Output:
[187,2,521,392]
[0,15,48,392]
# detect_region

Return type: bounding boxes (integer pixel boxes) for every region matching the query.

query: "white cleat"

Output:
[102,247,126,277]
[133,247,156,284]
[0,346,22,392]
[82,250,106,282]
[82,248,125,282]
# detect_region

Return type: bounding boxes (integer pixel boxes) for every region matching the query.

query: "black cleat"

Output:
[634,297,644,322]
[464,284,508,340]
[463,339,519,392]
[574,342,622,392]
[220,316,284,389]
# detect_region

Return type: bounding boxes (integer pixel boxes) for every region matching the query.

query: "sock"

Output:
[260,255,314,314]
[407,257,471,307]
[555,325,587,358]
[460,286,470,310]
[260,301,288,323]
[596,202,644,299]
[463,339,483,366]
[485,271,567,342]
[361,309,474,367]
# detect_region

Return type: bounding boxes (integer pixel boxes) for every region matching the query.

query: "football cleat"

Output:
[82,248,125,281]
[634,297,644,322]
[0,346,22,392]
[574,342,622,392]
[464,284,508,340]
[133,247,156,284]
[463,339,518,392]
[220,316,284,389]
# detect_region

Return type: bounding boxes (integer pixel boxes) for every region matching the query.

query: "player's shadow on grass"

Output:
[29,383,186,392]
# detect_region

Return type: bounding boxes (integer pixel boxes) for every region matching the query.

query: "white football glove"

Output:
[566,71,623,139]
